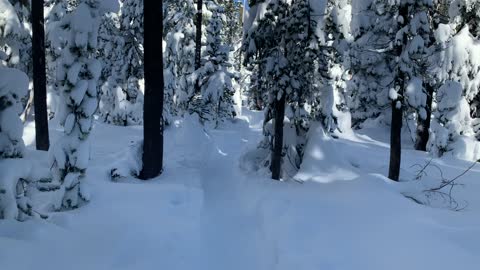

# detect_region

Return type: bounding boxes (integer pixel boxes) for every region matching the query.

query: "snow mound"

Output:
[294,122,358,182]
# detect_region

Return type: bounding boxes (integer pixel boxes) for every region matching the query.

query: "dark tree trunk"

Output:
[194,0,203,94]
[271,93,286,180]
[32,0,50,151]
[388,100,403,181]
[388,4,408,182]
[415,83,434,151]
[140,0,164,180]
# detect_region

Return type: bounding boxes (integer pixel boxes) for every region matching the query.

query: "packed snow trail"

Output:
[197,121,276,270]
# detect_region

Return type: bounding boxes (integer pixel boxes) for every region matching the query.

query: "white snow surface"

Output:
[1,109,480,269]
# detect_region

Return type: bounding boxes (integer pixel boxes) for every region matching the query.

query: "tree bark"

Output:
[271,93,285,180]
[388,100,403,181]
[415,83,434,151]
[32,0,50,151]
[194,0,203,94]
[388,4,408,182]
[140,0,164,180]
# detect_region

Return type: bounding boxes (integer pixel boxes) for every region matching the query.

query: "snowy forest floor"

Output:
[1,108,480,270]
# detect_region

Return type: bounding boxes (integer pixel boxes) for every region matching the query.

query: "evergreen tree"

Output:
[45,0,71,119]
[429,81,478,159]
[223,0,243,71]
[0,66,41,221]
[427,2,480,159]
[193,2,236,127]
[0,2,50,219]
[97,12,144,126]
[350,0,398,126]
[3,0,32,75]
[49,0,119,209]
[315,0,352,134]
[244,0,318,179]
[163,0,196,116]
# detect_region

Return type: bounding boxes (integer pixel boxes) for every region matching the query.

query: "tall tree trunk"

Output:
[194,0,203,94]
[415,83,434,151]
[271,93,286,180]
[389,100,403,181]
[32,0,50,151]
[388,4,409,182]
[140,0,164,180]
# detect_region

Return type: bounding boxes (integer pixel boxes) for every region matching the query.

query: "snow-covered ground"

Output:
[1,109,480,270]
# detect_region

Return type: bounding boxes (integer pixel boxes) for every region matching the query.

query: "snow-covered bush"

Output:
[0,66,51,221]
[428,81,480,160]
[99,76,143,126]
[0,66,28,159]
[49,0,119,210]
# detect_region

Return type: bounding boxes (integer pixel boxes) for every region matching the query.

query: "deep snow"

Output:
[1,109,480,270]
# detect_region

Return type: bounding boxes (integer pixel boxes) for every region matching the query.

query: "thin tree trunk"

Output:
[389,100,403,181]
[194,0,203,94]
[388,4,408,182]
[415,83,434,151]
[140,0,164,180]
[271,93,286,180]
[32,0,50,151]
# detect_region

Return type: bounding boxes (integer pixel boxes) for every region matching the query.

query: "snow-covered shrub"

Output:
[0,66,28,159]
[431,21,480,153]
[428,81,480,160]
[99,77,143,126]
[49,0,119,210]
[0,66,53,221]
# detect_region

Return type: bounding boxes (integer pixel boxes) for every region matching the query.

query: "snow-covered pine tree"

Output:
[0,0,29,158]
[163,0,196,115]
[97,11,144,126]
[0,66,40,221]
[2,0,31,76]
[45,0,69,119]
[193,2,236,127]
[50,0,119,210]
[349,0,398,126]
[449,0,480,37]
[314,0,352,134]
[427,1,480,159]
[222,0,243,71]
[379,0,431,180]
[0,2,51,220]
[414,2,440,151]
[429,81,479,159]
[244,0,318,179]
[97,0,144,126]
